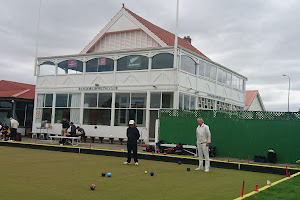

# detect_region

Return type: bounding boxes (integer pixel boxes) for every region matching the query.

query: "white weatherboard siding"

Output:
[91,30,160,53]
[248,95,263,111]
[107,14,139,33]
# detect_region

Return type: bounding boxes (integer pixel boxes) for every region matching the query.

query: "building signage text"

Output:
[79,86,117,91]
[207,93,225,101]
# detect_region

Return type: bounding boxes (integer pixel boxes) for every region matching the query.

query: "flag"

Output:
[68,60,77,68]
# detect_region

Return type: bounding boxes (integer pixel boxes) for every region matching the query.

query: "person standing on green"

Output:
[123,120,140,166]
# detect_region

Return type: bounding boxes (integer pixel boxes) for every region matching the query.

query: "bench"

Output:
[49,135,81,146]
[31,132,60,140]
[83,136,127,145]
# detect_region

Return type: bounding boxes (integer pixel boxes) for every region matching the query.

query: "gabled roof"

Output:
[245,90,258,106]
[245,90,266,111]
[124,8,209,59]
[81,6,209,59]
[0,80,35,100]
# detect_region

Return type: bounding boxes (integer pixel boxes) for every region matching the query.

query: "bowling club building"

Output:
[33,6,247,142]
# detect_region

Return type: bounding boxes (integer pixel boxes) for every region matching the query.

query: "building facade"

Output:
[0,80,35,135]
[33,7,247,142]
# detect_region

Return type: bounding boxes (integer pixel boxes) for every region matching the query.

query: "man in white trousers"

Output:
[195,118,211,172]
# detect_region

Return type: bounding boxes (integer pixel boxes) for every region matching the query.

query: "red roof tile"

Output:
[124,8,209,59]
[245,90,258,106]
[0,80,35,100]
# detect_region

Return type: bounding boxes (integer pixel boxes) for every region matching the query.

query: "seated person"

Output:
[64,122,77,137]
[0,123,9,140]
[76,126,85,141]
[61,122,76,145]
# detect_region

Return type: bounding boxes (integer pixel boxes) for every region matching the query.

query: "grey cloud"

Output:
[0,0,299,111]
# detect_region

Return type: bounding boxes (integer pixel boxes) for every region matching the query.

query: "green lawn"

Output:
[1,146,283,200]
[245,174,300,200]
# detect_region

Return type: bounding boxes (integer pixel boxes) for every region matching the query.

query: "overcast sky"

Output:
[0,0,299,111]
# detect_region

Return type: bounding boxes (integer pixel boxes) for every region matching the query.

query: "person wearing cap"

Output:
[124,120,140,166]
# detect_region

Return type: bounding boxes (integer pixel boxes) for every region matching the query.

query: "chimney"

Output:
[183,36,191,44]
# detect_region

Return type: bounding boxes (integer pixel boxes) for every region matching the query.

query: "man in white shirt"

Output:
[10,117,19,141]
[195,118,211,172]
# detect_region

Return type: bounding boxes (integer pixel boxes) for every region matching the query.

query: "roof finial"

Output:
[122,3,125,8]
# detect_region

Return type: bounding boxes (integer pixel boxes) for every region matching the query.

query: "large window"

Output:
[179,93,196,110]
[232,75,244,90]
[36,94,53,123]
[86,58,114,72]
[55,94,81,124]
[115,93,147,126]
[203,63,217,80]
[58,60,83,74]
[117,55,148,71]
[217,69,232,86]
[181,55,196,75]
[83,93,112,125]
[152,53,174,69]
[39,61,55,76]
[199,61,205,76]
[150,92,173,109]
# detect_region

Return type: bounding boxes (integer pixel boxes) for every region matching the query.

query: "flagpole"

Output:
[34,0,42,76]
[173,0,179,109]
[174,0,179,68]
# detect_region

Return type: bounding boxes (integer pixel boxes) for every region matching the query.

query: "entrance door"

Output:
[149,110,158,139]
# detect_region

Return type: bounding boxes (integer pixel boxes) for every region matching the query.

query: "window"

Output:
[0,101,12,108]
[227,73,232,86]
[179,93,195,110]
[83,93,112,126]
[179,93,183,110]
[117,55,148,71]
[217,69,223,83]
[150,93,161,108]
[204,63,217,80]
[115,93,147,126]
[39,61,55,76]
[83,109,111,125]
[84,93,97,107]
[115,93,130,108]
[57,60,83,74]
[199,61,205,76]
[150,92,173,109]
[181,55,196,75]
[218,69,232,86]
[131,93,146,108]
[190,96,196,110]
[210,65,217,80]
[232,75,244,90]
[86,58,114,72]
[222,70,227,84]
[205,63,211,78]
[184,95,190,110]
[162,93,173,108]
[152,53,174,69]
[98,93,112,108]
[54,94,81,124]
[36,94,53,123]
[56,94,68,107]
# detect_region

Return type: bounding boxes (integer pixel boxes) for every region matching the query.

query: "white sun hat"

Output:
[129,120,135,125]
